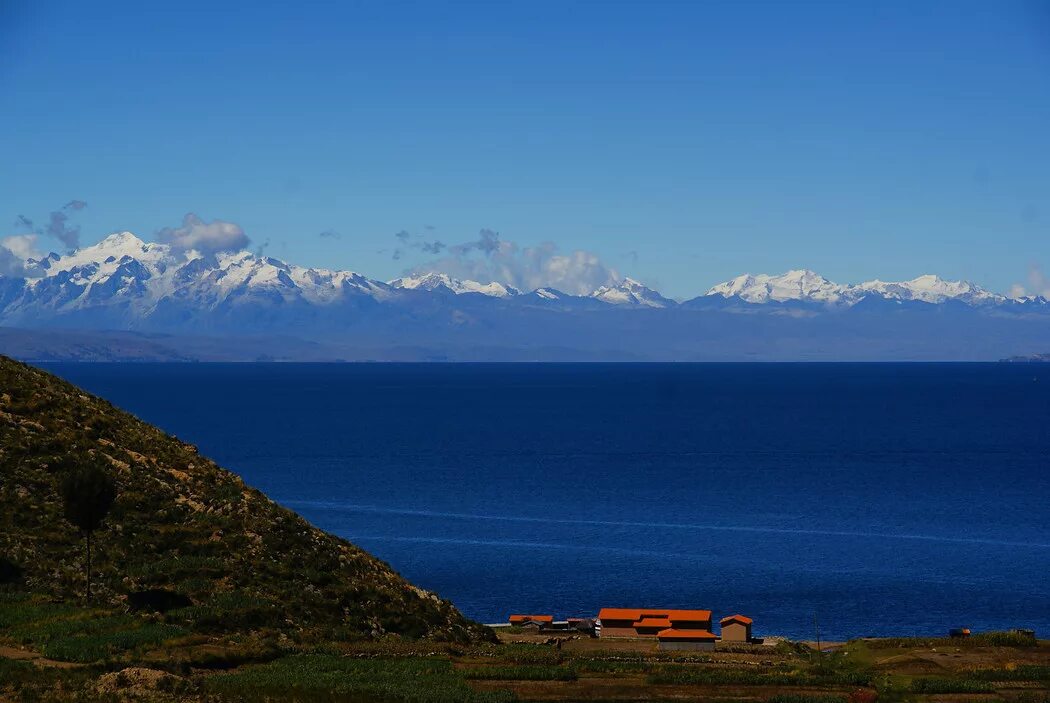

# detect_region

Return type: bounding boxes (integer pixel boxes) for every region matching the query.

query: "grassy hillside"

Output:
[0,354,489,645]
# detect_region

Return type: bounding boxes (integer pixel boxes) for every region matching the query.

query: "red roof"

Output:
[657,628,718,640]
[720,614,753,625]
[634,617,672,628]
[509,614,553,624]
[598,608,712,622]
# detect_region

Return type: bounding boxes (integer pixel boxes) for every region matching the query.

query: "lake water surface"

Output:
[41,362,1050,640]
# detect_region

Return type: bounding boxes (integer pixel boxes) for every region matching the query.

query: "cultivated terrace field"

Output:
[2,356,1048,702]
[2,610,1049,702]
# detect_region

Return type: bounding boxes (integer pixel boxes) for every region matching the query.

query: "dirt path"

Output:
[0,644,86,669]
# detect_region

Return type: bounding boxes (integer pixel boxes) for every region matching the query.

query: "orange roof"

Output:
[634,617,672,628]
[598,608,712,622]
[657,628,718,640]
[720,614,753,625]
[509,614,553,624]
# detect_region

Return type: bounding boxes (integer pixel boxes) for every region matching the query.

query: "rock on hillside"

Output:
[0,355,490,643]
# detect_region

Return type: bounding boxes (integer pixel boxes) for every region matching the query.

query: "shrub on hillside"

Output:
[128,589,193,613]
[0,555,22,584]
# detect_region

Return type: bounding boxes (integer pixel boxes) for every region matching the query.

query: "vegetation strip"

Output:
[463,664,578,681]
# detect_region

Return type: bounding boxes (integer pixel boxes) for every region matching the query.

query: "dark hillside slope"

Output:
[0,355,488,643]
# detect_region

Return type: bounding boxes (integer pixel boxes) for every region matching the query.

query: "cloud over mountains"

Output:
[404,228,621,296]
[156,213,251,255]
[13,200,88,252]
[1011,265,1050,299]
[0,235,40,277]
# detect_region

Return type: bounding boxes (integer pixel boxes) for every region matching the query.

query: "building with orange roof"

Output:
[720,614,753,642]
[657,628,718,651]
[596,607,713,638]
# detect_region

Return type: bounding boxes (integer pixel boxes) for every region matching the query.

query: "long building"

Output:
[597,608,713,638]
[657,628,718,651]
[508,614,553,627]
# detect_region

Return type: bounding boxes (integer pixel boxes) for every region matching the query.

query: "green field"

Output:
[2,593,1048,703]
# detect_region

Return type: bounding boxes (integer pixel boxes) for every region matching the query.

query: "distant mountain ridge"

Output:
[389,272,521,298]
[5,231,1040,314]
[1,232,1048,361]
[704,269,1011,306]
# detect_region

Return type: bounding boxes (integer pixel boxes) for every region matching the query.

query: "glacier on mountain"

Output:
[703,269,1006,306]
[590,277,674,308]
[389,272,521,298]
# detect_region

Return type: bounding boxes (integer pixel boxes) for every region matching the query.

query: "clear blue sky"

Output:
[2,0,1048,297]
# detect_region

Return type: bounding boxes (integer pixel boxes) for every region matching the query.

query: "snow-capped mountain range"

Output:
[3,232,1037,312]
[1,232,1047,361]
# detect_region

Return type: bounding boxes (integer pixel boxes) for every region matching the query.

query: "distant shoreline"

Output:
[1000,353,1050,363]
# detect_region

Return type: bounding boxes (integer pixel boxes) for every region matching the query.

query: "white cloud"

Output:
[2,234,41,260]
[408,229,621,295]
[0,234,43,277]
[1,234,42,272]
[1011,265,1050,299]
[156,213,250,254]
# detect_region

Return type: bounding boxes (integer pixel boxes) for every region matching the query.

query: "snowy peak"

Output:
[858,275,1002,304]
[706,269,851,304]
[590,277,673,307]
[95,231,148,250]
[706,270,1005,306]
[388,272,520,298]
[41,231,168,275]
[532,287,564,300]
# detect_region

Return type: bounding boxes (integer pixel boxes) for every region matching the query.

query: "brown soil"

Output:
[0,645,85,669]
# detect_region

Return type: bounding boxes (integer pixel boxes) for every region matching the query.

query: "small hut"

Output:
[720,614,753,643]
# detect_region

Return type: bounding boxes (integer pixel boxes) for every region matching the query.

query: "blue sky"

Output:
[1,0,1048,298]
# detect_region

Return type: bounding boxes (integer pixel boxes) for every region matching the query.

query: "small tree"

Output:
[0,555,22,585]
[60,462,116,601]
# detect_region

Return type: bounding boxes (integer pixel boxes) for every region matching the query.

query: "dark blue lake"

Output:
[40,362,1050,641]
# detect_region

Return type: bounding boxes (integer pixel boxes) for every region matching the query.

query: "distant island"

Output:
[1001,353,1050,362]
